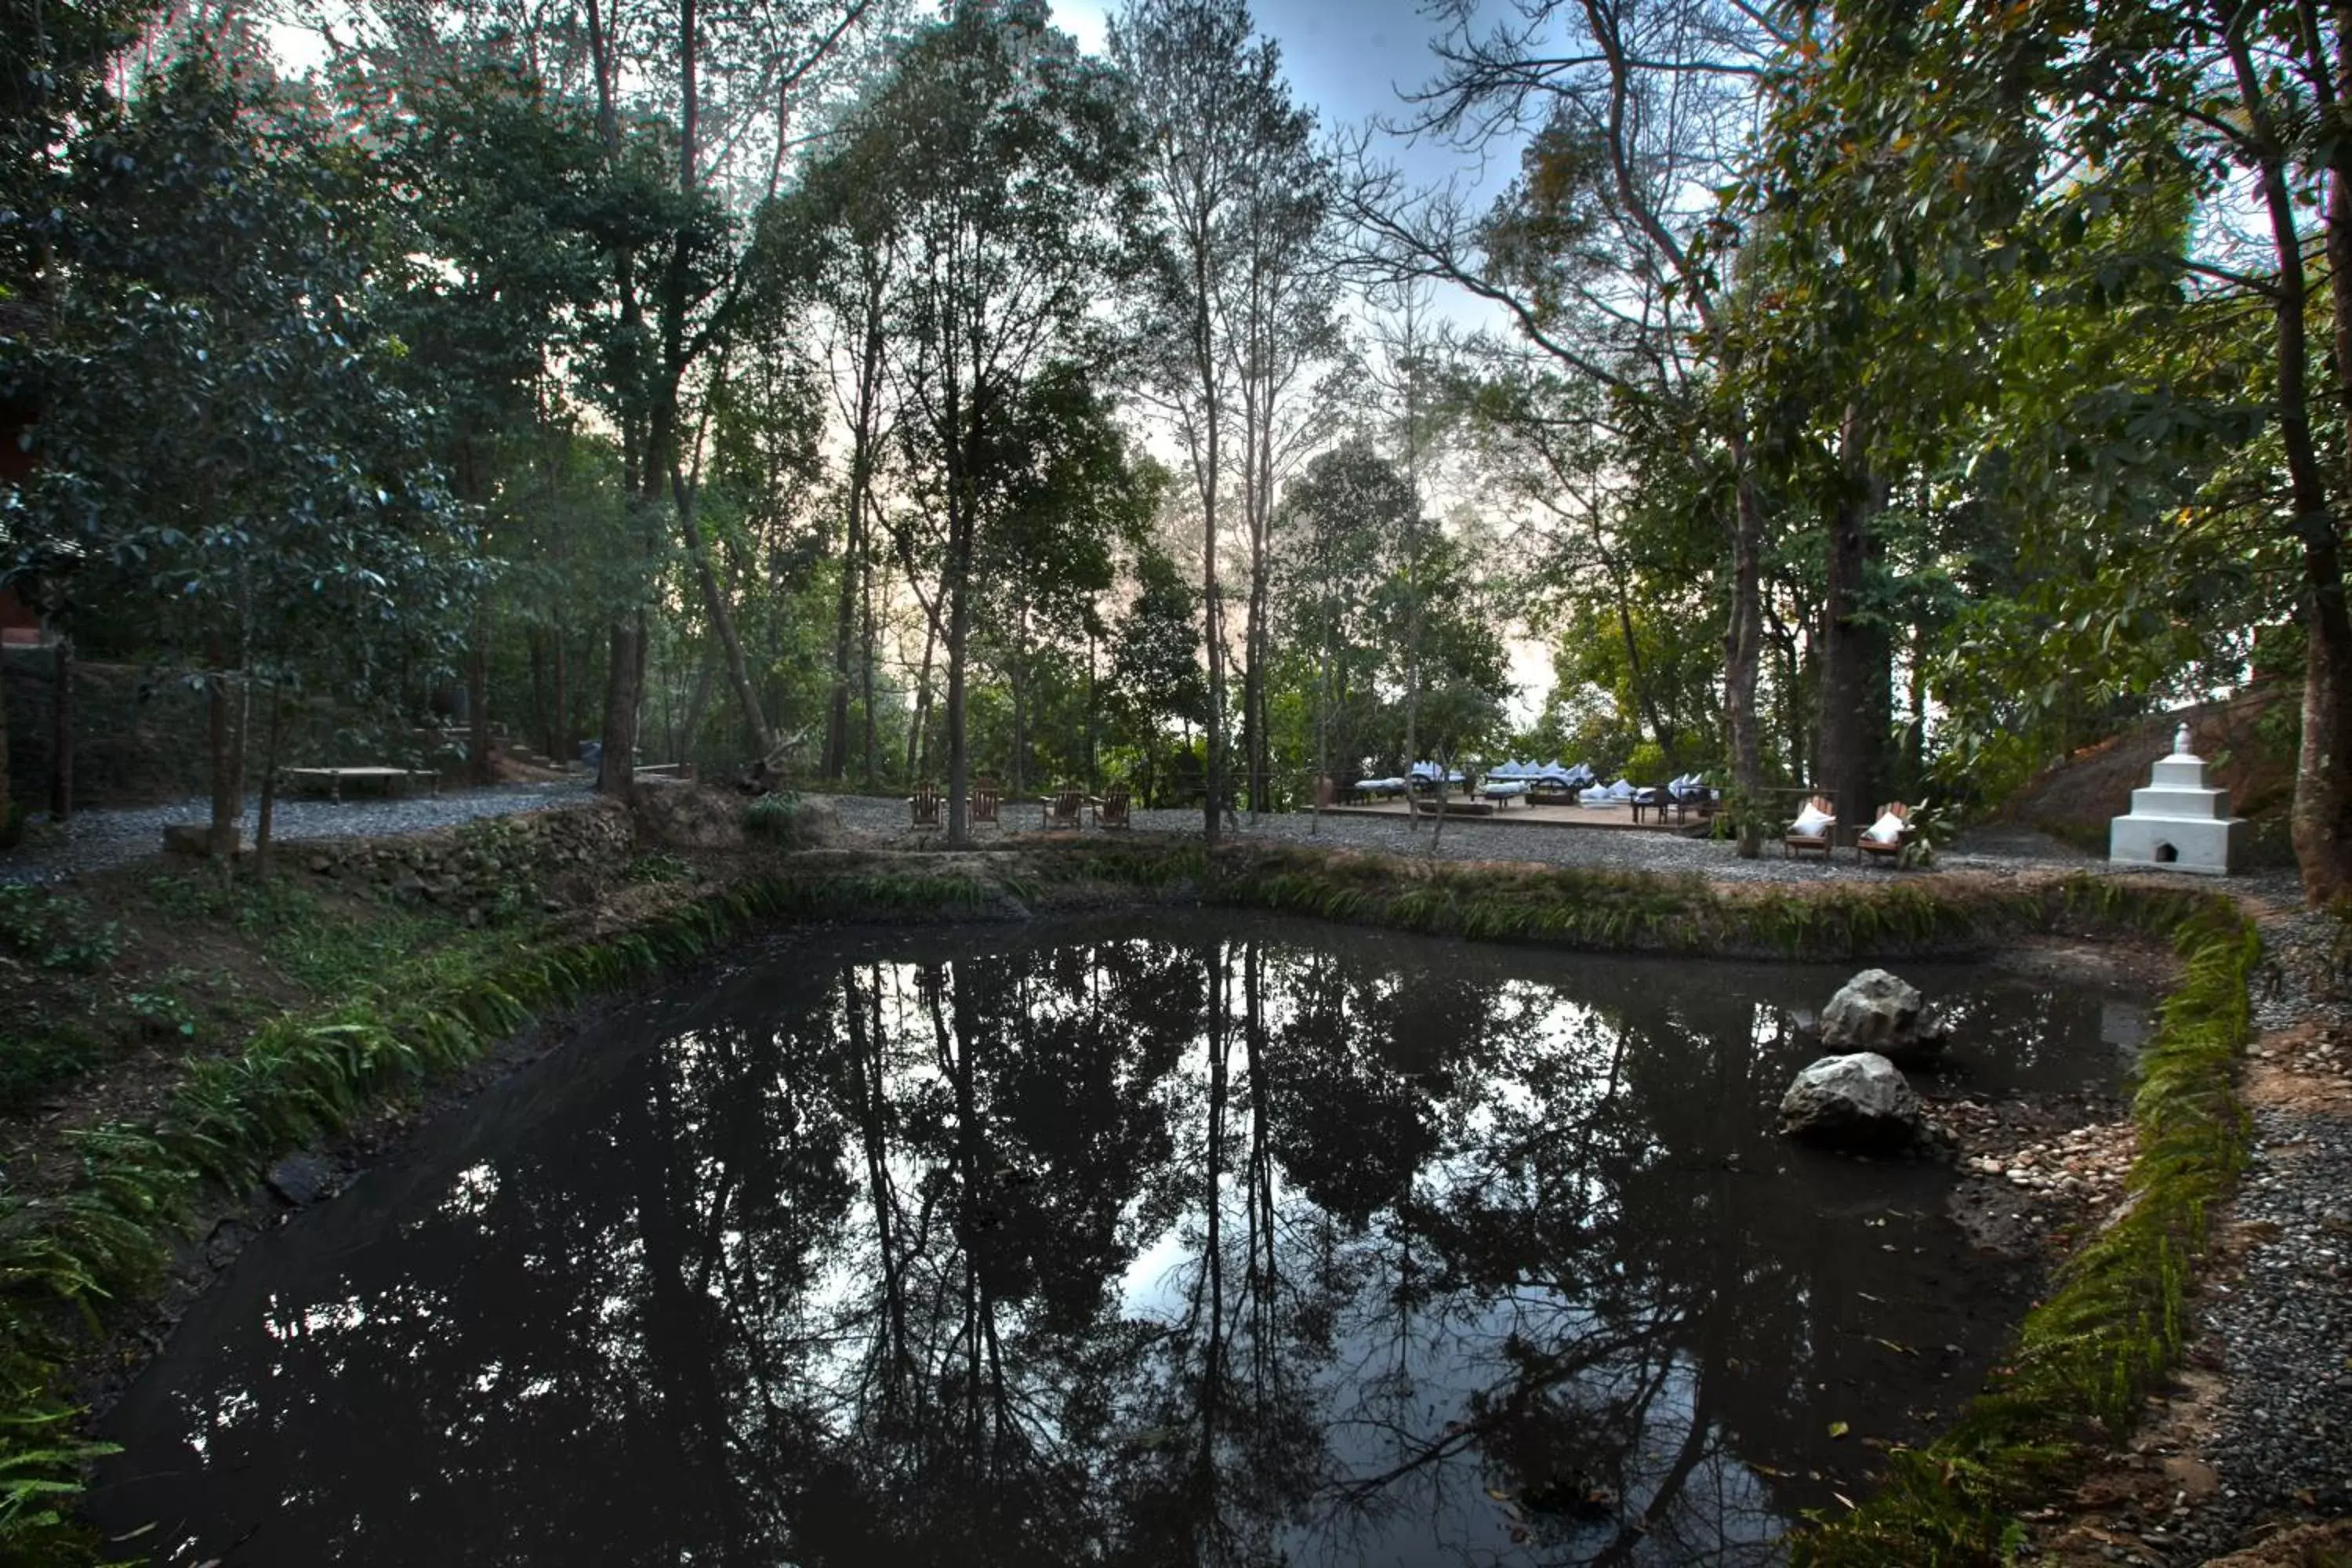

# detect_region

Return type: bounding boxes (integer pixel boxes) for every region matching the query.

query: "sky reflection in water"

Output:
[93,914,2143,1566]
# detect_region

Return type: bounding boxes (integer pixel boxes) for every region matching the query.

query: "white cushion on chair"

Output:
[1791,804,1834,835]
[1865,811,1906,844]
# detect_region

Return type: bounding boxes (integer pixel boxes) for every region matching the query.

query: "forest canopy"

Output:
[1,0,2341,895]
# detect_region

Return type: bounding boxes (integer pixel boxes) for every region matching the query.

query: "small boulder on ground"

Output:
[632,782,746,850]
[1820,968,1948,1065]
[1777,1052,1924,1149]
[162,823,252,858]
[745,794,848,849]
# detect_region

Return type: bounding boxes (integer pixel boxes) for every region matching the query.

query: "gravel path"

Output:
[825,793,2311,900]
[0,776,596,884]
[2169,903,2352,1559]
[2198,1102,2352,1525]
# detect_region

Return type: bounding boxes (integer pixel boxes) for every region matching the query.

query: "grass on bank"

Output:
[0,831,2264,1565]
[0,843,1037,1564]
[1792,895,2258,1566]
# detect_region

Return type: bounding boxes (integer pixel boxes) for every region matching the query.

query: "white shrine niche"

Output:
[2108,724,2248,876]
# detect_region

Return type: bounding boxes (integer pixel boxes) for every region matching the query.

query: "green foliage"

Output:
[1106,542,1208,804]
[122,993,197,1041]
[0,887,118,975]
[624,851,696,885]
[743,793,803,840]
[0,1027,107,1120]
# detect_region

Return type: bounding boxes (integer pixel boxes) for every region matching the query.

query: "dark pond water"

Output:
[92,914,2148,1567]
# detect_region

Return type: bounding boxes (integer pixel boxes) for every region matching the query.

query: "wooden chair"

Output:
[971,778,1000,827]
[1040,789,1084,830]
[1856,801,1913,866]
[909,783,942,831]
[1782,793,1837,860]
[1094,786,1132,829]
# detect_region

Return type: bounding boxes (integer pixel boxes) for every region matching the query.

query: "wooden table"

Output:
[280,767,439,802]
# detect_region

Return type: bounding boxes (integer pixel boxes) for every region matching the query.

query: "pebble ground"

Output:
[0,776,593,884]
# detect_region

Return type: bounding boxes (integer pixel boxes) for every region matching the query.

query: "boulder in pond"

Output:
[265,1153,339,1207]
[1777,1052,1923,1149]
[1819,968,1947,1065]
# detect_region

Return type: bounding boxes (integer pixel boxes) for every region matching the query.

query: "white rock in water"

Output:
[1820,969,1947,1065]
[1777,1052,1924,1149]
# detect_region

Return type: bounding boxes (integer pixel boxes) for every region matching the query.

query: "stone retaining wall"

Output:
[295,799,635,923]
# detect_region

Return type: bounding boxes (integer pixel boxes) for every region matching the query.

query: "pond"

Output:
[91,913,2148,1566]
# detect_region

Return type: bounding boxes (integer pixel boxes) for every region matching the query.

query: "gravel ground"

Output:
[2173,903,2352,1559]
[826,793,2317,902]
[0,775,595,884]
[2196,1104,2352,1527]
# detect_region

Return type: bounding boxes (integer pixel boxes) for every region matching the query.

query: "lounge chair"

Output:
[1856,802,1913,866]
[1783,793,1836,860]
[1094,786,1132,829]
[1040,789,1084,830]
[909,783,942,830]
[971,778,1000,827]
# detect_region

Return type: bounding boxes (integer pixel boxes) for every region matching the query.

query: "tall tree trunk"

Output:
[552,625,572,768]
[944,481,974,846]
[1196,244,1226,848]
[1312,638,1330,836]
[49,635,70,822]
[1009,601,1028,799]
[825,486,858,779]
[599,612,643,799]
[2304,19,2352,902]
[673,466,774,761]
[908,601,937,786]
[681,644,719,769]
[255,678,285,877]
[1723,432,1768,856]
[206,650,240,860]
[466,633,494,787]
[1816,404,1883,832]
[528,628,550,762]
[0,650,14,840]
[2230,16,2352,901]
[862,550,879,789]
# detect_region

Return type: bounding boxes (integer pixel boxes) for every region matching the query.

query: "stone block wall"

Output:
[295,799,635,923]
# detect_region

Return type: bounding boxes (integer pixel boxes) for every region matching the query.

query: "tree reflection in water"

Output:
[93,919,2134,1567]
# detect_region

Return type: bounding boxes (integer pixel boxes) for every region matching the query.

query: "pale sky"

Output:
[1058,0,1529,216]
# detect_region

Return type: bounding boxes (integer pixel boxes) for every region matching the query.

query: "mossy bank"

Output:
[0,815,2263,1566]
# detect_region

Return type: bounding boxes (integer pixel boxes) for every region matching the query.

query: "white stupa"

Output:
[2108,724,2247,876]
